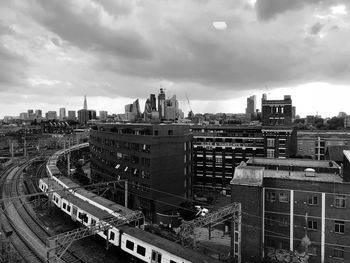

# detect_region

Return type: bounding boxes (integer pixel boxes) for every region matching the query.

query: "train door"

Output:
[72,206,78,221]
[151,250,162,263]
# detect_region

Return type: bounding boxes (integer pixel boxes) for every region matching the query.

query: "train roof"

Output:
[42,178,113,221]
[119,226,223,263]
[57,176,133,215]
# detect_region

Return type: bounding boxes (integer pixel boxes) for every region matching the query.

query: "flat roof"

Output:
[120,226,222,263]
[247,157,340,169]
[230,167,343,185]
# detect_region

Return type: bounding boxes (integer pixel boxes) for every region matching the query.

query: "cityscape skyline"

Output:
[1,1,350,119]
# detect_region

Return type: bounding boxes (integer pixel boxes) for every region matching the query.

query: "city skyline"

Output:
[1,1,350,118]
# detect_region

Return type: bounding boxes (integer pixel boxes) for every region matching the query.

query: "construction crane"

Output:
[185,93,194,118]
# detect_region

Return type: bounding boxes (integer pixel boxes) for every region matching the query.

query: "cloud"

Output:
[212,21,228,30]
[309,22,324,35]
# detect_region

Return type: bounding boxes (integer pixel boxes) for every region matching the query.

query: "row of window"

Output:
[91,136,151,153]
[266,191,347,208]
[266,215,346,234]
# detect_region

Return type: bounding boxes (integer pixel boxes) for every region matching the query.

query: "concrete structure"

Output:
[231,156,350,263]
[297,130,350,160]
[90,123,193,221]
[191,125,297,192]
[246,95,256,120]
[262,94,292,126]
[78,109,89,124]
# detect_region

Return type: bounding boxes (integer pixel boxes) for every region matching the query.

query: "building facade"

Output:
[89,124,193,221]
[297,130,350,160]
[191,125,297,192]
[231,157,350,263]
[262,94,292,126]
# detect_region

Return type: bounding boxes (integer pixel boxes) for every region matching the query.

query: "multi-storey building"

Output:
[262,94,292,126]
[90,123,193,221]
[67,110,76,121]
[59,107,66,120]
[297,130,350,160]
[231,156,350,263]
[191,125,297,192]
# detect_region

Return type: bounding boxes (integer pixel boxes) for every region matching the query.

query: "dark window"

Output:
[137,245,146,256]
[168,130,173,135]
[63,203,67,209]
[308,195,318,205]
[170,261,177,263]
[308,220,317,230]
[126,240,134,250]
[279,192,289,203]
[110,231,115,241]
[67,206,71,212]
[335,220,345,234]
[155,130,159,135]
[266,191,276,202]
[334,195,346,208]
[91,219,96,226]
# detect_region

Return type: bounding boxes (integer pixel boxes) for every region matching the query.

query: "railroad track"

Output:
[0,162,43,263]
[0,160,88,263]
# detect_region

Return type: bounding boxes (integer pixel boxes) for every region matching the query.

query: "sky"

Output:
[0,0,350,118]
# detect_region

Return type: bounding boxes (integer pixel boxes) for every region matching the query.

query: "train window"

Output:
[151,251,162,263]
[170,261,177,263]
[67,206,71,212]
[126,240,134,251]
[137,245,146,256]
[63,203,67,209]
[91,219,96,226]
[103,230,108,236]
[110,232,115,241]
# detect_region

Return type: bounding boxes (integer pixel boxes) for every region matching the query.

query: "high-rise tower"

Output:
[83,95,87,110]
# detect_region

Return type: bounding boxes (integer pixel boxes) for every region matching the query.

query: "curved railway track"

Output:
[0,159,88,263]
[0,162,43,263]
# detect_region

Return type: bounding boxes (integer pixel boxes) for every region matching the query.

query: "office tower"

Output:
[99,111,108,121]
[59,107,66,120]
[144,99,152,121]
[246,95,256,115]
[83,95,87,110]
[35,110,42,118]
[20,112,28,120]
[150,94,157,111]
[158,88,165,120]
[67,110,76,120]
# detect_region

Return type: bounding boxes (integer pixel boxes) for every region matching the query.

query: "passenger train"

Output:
[39,144,221,263]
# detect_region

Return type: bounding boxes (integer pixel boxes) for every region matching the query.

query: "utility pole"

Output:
[125,180,128,208]
[67,137,71,177]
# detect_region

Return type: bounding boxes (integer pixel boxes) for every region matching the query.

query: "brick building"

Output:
[261,94,292,126]
[89,123,193,221]
[231,156,350,263]
[191,125,297,193]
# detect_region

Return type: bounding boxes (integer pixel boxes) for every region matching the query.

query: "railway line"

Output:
[0,159,90,263]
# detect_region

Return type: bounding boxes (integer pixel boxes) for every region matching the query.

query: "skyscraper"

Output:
[67,110,76,120]
[150,94,157,111]
[246,95,256,115]
[83,95,87,110]
[59,107,66,120]
[158,88,165,120]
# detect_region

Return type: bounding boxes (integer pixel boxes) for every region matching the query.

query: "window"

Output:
[155,130,159,136]
[335,220,345,234]
[170,261,178,263]
[279,192,289,203]
[63,203,67,209]
[126,240,134,250]
[279,216,289,226]
[168,130,173,135]
[67,206,71,212]
[91,219,96,226]
[334,195,346,208]
[333,247,344,259]
[110,231,115,241]
[266,191,276,202]
[308,220,318,230]
[308,195,318,205]
[267,149,275,158]
[216,157,222,164]
[267,139,275,147]
[137,245,146,256]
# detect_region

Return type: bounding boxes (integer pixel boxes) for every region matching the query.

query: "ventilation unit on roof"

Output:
[304,168,316,177]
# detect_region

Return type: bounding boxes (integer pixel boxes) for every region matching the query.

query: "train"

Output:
[39,144,221,263]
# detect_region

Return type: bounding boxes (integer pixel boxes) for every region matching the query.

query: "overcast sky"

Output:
[1,0,350,118]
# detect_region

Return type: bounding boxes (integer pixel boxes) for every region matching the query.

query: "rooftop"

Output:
[247,157,339,169]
